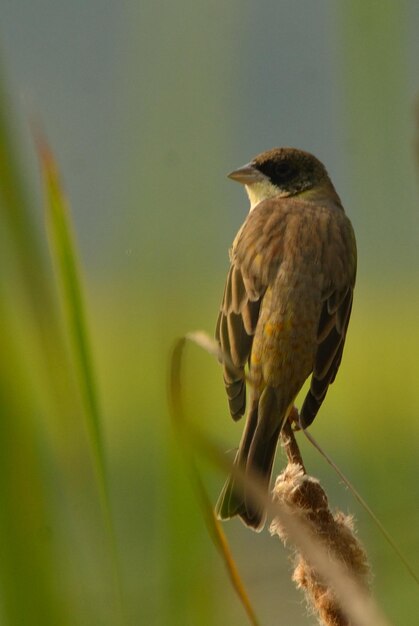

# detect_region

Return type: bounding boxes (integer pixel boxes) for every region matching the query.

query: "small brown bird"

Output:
[215,147,356,530]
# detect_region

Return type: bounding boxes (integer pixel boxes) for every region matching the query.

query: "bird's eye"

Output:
[255,157,298,187]
[274,162,295,180]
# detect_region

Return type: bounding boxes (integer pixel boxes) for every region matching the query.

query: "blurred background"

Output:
[1,1,419,624]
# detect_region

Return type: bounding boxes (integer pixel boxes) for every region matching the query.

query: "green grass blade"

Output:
[37,137,103,461]
[36,132,125,623]
[0,69,73,625]
[0,305,67,626]
[0,67,68,389]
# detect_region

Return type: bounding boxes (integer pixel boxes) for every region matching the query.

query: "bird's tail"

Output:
[215,387,284,531]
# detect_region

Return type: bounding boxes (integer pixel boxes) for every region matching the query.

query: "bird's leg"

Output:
[287,405,302,431]
[281,410,306,472]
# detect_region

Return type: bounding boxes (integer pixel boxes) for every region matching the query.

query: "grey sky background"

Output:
[1,2,419,288]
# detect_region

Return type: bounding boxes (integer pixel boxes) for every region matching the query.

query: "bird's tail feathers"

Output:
[216,388,285,531]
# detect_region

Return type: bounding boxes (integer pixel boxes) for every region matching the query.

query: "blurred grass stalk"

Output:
[0,71,70,624]
[36,133,126,623]
[0,69,124,623]
[0,297,67,625]
[36,134,105,496]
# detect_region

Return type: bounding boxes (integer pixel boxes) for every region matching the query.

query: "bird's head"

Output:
[228,147,335,210]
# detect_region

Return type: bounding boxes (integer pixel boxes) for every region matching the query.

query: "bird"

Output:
[215,147,357,531]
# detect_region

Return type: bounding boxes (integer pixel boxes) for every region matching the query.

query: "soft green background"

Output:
[1,2,419,625]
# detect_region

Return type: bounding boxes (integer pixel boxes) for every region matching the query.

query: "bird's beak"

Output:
[227,163,265,185]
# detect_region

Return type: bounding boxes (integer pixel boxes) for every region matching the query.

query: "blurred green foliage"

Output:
[1,3,419,626]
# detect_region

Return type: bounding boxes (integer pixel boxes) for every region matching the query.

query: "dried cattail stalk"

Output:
[270,423,371,626]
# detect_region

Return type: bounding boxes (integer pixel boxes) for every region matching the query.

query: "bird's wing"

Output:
[215,263,262,420]
[216,199,290,420]
[300,285,354,427]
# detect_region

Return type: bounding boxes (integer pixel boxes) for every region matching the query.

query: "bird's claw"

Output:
[288,406,302,431]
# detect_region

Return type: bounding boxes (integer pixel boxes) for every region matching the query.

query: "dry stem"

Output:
[270,421,371,626]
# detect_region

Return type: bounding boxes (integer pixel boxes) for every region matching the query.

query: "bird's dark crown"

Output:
[252,147,329,195]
